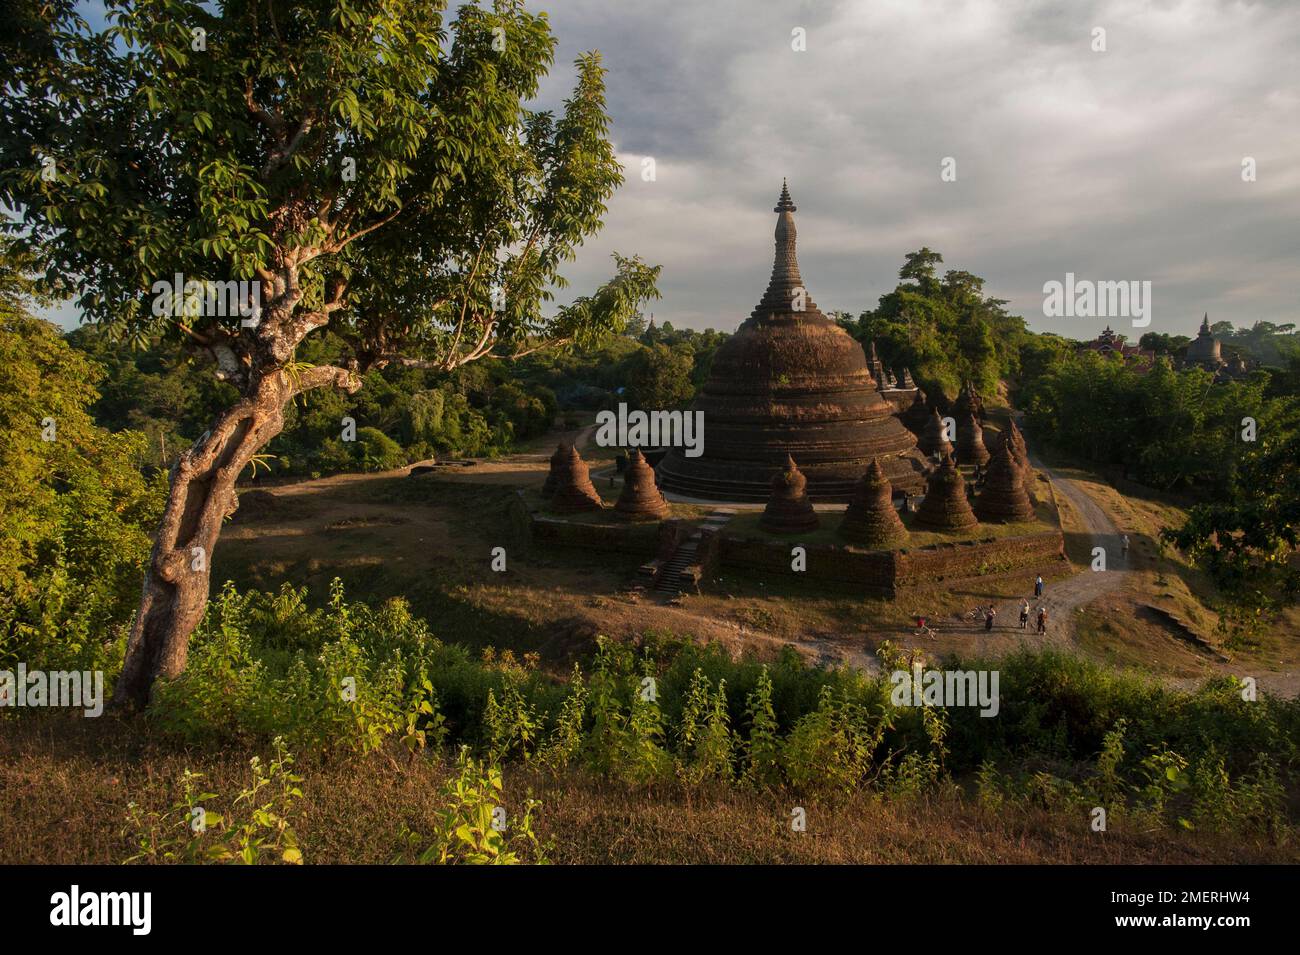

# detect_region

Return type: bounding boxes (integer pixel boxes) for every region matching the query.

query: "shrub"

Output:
[392,747,548,865]
[132,583,1298,840]
[124,737,304,865]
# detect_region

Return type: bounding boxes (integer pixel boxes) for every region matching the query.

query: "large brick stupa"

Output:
[657,183,927,502]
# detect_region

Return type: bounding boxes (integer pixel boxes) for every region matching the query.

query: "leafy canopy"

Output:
[1,0,658,375]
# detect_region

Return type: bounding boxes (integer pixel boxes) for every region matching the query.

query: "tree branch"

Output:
[288,364,362,397]
[326,204,405,254]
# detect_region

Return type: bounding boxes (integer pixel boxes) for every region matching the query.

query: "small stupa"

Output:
[901,388,931,436]
[956,413,991,468]
[838,458,908,549]
[1004,420,1035,500]
[975,441,1036,524]
[549,445,604,512]
[952,381,984,421]
[912,453,978,531]
[918,408,954,458]
[759,454,820,533]
[977,423,998,462]
[614,449,669,521]
[541,442,570,497]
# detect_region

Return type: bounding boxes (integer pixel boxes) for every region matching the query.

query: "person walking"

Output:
[1034,575,1044,598]
[984,606,996,632]
[1019,599,1030,630]
[1121,534,1129,557]
[1036,607,1047,634]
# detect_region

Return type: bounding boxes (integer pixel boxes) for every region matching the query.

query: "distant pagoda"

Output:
[549,445,604,512]
[838,458,909,549]
[955,413,991,468]
[974,441,1035,524]
[912,453,978,531]
[1185,313,1222,368]
[614,449,669,521]
[657,182,927,502]
[759,454,820,533]
[918,408,954,459]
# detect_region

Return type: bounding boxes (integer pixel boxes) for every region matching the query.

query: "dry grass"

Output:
[3,715,1292,865]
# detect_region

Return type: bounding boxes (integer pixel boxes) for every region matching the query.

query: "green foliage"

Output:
[1094,718,1128,804]
[742,667,782,786]
[1021,351,1290,492]
[354,426,405,471]
[624,342,696,410]
[1165,429,1300,612]
[400,674,448,758]
[675,669,734,783]
[1210,320,1299,369]
[782,685,890,794]
[148,580,450,754]
[0,264,165,673]
[845,249,1028,399]
[123,581,1299,839]
[393,747,548,865]
[537,664,587,771]
[67,327,566,478]
[483,682,541,764]
[124,737,304,865]
[3,0,659,359]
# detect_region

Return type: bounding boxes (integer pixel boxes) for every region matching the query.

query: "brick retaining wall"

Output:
[529,508,1065,597]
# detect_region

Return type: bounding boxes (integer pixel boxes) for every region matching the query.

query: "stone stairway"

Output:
[653,509,736,595]
[655,533,701,594]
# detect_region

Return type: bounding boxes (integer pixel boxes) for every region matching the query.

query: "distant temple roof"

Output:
[1078,325,1154,365]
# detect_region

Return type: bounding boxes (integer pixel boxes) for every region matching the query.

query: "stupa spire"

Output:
[755,180,814,318]
[774,178,797,213]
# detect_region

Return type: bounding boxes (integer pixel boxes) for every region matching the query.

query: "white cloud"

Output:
[548,0,1300,336]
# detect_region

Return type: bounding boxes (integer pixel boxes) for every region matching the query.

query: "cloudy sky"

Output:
[40,0,1299,340]
[533,0,1300,339]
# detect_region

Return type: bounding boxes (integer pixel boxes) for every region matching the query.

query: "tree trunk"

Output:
[114,374,290,709]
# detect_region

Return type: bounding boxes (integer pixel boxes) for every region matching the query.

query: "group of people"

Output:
[978,575,1048,634]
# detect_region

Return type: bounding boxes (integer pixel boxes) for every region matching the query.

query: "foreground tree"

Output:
[1,0,659,706]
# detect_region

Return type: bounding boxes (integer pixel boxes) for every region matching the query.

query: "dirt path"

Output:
[976,453,1132,645]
